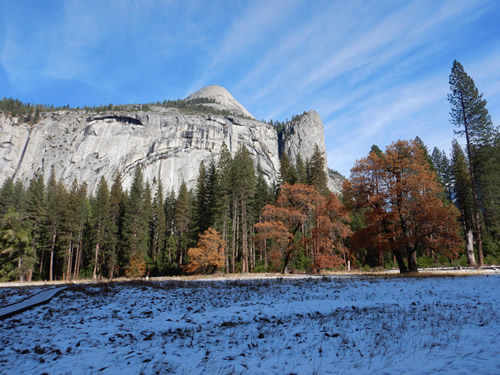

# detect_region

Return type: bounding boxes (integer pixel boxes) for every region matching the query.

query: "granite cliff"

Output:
[0,85,343,194]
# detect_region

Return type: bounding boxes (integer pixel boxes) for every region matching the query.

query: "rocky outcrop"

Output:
[0,109,279,194]
[278,111,343,193]
[0,86,343,195]
[187,85,255,120]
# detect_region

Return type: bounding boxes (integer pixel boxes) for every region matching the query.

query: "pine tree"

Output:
[448,60,496,266]
[450,140,476,265]
[164,188,177,266]
[0,178,15,216]
[231,145,256,272]
[214,142,233,269]
[123,166,148,274]
[174,181,191,266]
[143,182,153,264]
[25,174,46,280]
[109,172,125,278]
[279,152,297,185]
[45,168,63,281]
[91,177,111,279]
[307,144,329,195]
[295,155,307,184]
[0,207,34,281]
[150,179,166,274]
[431,147,452,201]
[193,161,208,234]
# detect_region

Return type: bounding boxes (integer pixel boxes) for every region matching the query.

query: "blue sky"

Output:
[1,0,499,176]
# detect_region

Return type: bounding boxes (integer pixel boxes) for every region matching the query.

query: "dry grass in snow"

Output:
[0,275,499,374]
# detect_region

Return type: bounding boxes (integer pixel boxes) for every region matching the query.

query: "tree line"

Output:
[0,60,498,280]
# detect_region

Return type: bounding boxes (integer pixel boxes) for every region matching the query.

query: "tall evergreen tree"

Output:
[307,144,329,195]
[431,147,452,201]
[0,178,15,216]
[295,155,307,184]
[122,166,148,276]
[91,177,111,279]
[150,179,166,273]
[448,59,496,266]
[109,172,125,277]
[25,174,46,280]
[279,152,297,185]
[231,145,256,272]
[0,207,34,281]
[214,142,233,269]
[450,140,476,265]
[174,181,192,267]
[45,167,63,281]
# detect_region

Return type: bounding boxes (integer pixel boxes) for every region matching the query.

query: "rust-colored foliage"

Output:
[184,228,226,274]
[125,253,147,278]
[344,140,462,273]
[255,183,351,272]
[310,193,353,272]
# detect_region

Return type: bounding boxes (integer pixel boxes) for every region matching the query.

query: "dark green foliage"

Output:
[279,153,297,185]
[451,140,474,236]
[193,159,218,235]
[90,177,112,279]
[414,137,437,174]
[174,181,192,266]
[0,207,34,281]
[449,60,495,145]
[295,155,307,184]
[432,147,452,200]
[0,178,15,216]
[448,59,500,265]
[307,144,329,195]
[150,180,167,275]
[109,172,125,276]
[122,166,149,266]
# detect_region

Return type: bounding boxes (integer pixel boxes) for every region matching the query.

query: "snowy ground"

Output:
[0,275,499,374]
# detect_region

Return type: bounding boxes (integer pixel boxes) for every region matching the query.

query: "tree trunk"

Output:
[73,225,83,280]
[66,232,73,281]
[49,228,57,282]
[93,241,100,279]
[466,228,476,266]
[461,96,484,266]
[393,249,408,273]
[231,199,238,273]
[75,235,83,280]
[38,243,44,280]
[408,250,418,273]
[18,257,24,282]
[241,199,248,273]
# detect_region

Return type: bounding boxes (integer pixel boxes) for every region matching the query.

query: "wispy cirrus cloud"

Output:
[0,0,498,175]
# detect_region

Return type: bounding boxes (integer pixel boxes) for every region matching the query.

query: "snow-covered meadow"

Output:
[0,274,499,374]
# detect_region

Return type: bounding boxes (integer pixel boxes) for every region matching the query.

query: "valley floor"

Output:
[0,274,499,374]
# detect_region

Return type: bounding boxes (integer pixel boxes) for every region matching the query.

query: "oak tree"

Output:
[345,140,462,273]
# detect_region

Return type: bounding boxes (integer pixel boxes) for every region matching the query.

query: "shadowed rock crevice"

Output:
[86,115,143,126]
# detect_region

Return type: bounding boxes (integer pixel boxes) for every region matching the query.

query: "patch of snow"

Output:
[0,275,498,374]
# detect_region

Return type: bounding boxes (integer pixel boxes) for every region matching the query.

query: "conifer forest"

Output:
[0,61,499,282]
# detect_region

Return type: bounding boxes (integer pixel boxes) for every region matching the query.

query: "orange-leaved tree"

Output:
[310,193,353,272]
[184,228,225,274]
[255,184,320,273]
[344,140,462,273]
[255,183,351,273]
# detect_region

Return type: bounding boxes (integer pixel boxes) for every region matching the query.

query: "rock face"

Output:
[0,86,342,195]
[187,85,255,120]
[278,111,343,193]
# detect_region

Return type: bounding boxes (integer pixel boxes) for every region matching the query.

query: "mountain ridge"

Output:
[0,86,343,194]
